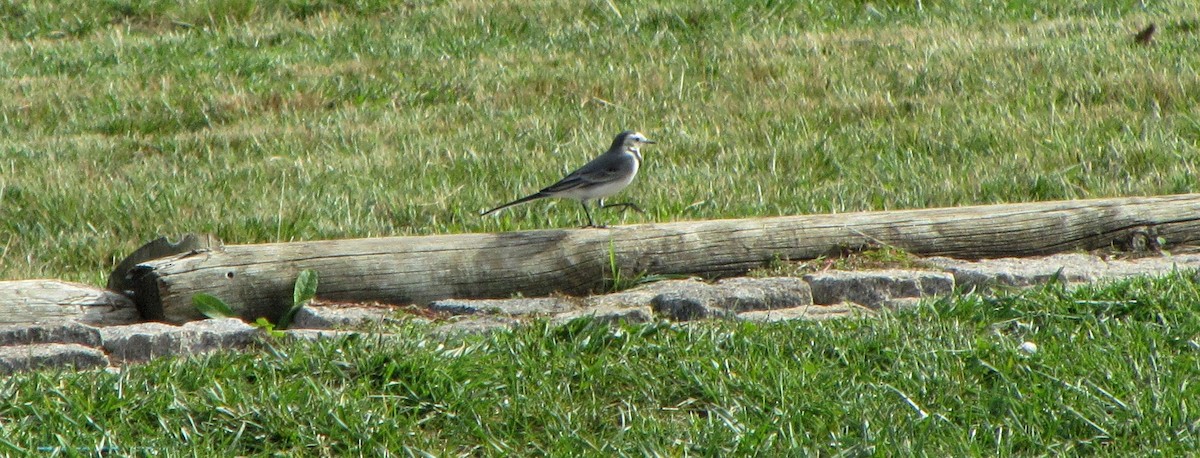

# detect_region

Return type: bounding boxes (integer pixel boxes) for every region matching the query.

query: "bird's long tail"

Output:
[480,192,549,216]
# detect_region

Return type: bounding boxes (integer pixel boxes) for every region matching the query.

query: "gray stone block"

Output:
[101,318,261,363]
[803,270,954,308]
[592,277,815,321]
[651,288,730,321]
[284,329,368,342]
[99,322,178,362]
[883,297,925,311]
[181,318,261,353]
[0,344,109,374]
[925,253,1200,291]
[738,302,873,322]
[551,305,654,325]
[0,321,102,347]
[290,306,402,329]
[283,330,416,346]
[714,277,814,311]
[430,316,520,337]
[583,278,705,309]
[1102,254,1200,278]
[925,254,1097,289]
[428,297,579,316]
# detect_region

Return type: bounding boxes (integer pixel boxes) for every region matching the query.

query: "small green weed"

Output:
[190,269,319,332]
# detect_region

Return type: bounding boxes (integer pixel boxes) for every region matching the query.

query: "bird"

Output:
[482,130,656,228]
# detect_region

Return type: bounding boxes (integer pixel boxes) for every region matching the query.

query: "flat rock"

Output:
[551,305,654,325]
[0,280,139,326]
[0,321,102,347]
[714,277,815,311]
[803,270,954,309]
[427,297,579,316]
[180,318,262,351]
[883,297,926,311]
[738,302,873,322]
[285,329,370,342]
[924,253,1200,290]
[291,306,402,329]
[430,316,520,337]
[584,280,688,309]
[589,278,814,321]
[650,285,732,320]
[1101,253,1200,278]
[0,344,109,374]
[101,318,261,363]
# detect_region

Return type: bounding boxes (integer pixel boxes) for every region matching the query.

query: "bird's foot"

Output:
[601,202,645,214]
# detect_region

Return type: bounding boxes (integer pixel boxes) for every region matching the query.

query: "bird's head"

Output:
[613,130,656,151]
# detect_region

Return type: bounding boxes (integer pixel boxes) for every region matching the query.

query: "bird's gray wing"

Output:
[540,157,628,194]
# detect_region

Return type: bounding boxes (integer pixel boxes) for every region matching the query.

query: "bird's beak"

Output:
[643,139,656,144]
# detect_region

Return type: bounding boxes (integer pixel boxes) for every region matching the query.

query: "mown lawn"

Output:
[4,273,1200,455]
[0,0,1196,283]
[1,0,1198,455]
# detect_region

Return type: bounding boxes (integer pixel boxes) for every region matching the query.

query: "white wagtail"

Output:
[482,130,656,227]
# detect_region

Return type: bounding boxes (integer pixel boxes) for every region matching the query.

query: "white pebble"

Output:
[1018,341,1038,354]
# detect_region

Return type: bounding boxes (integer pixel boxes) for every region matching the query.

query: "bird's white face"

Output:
[625,132,655,147]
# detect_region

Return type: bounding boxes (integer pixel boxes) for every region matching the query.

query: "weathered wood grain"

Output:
[0,280,139,326]
[124,194,1200,323]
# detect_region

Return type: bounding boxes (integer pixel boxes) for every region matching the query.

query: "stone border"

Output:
[2,252,1197,374]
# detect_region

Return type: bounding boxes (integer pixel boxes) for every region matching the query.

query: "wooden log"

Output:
[0,280,140,326]
[123,194,1200,324]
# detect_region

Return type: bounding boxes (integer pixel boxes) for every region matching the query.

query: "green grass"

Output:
[0,0,1197,283]
[3,272,1199,455]
[2,2,1199,454]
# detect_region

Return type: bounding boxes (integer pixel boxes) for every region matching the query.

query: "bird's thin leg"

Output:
[581,201,604,228]
[601,202,645,214]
